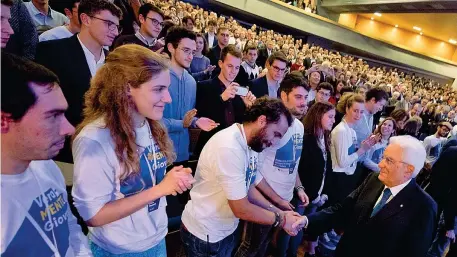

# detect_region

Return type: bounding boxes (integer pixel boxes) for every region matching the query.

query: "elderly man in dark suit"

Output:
[293,135,438,257]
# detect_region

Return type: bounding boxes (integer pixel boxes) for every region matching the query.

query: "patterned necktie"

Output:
[371,188,392,217]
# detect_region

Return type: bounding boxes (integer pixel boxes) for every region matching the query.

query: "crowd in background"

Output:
[1,0,457,257]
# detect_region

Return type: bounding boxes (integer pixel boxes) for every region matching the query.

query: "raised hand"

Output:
[196,117,219,131]
[221,83,237,101]
[157,165,195,196]
[183,109,197,128]
[241,91,256,108]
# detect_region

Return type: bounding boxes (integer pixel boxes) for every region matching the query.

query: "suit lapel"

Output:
[262,76,269,96]
[69,34,94,82]
[357,178,384,224]
[372,180,416,221]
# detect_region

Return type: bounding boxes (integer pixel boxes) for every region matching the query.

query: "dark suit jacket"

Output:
[298,133,332,202]
[204,32,218,48]
[207,44,221,66]
[307,173,438,257]
[256,47,269,68]
[193,78,246,157]
[35,34,101,163]
[249,76,269,98]
[426,140,457,231]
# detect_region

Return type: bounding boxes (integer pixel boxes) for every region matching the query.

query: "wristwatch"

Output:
[295,185,305,192]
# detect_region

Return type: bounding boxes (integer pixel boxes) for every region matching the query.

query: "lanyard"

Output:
[238,124,254,187]
[140,121,158,187]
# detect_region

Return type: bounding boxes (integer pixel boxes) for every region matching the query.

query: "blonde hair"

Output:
[75,44,176,181]
[336,93,365,114]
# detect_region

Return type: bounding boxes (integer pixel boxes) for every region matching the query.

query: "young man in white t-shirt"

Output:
[181,97,303,257]
[1,53,92,256]
[235,71,310,257]
[423,121,452,168]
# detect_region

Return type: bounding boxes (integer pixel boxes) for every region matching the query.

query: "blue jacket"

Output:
[162,69,197,162]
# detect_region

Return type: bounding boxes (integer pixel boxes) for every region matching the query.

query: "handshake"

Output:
[280,211,309,236]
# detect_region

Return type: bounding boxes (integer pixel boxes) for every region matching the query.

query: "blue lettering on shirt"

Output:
[371,147,385,164]
[348,143,357,167]
[120,143,167,212]
[3,188,70,257]
[246,155,258,187]
[429,144,442,159]
[273,134,303,174]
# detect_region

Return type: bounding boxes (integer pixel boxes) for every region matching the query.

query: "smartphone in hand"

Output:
[234,86,248,96]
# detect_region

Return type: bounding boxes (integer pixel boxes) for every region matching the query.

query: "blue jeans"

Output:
[234,222,273,257]
[90,239,166,257]
[180,224,236,257]
[427,216,457,257]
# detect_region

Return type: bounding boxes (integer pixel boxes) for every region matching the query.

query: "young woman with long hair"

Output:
[72,44,195,256]
[287,102,336,257]
[363,117,396,172]
[190,33,214,81]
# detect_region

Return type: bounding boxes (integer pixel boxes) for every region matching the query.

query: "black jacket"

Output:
[308,173,438,257]
[298,133,332,202]
[426,139,457,231]
[248,76,269,98]
[193,78,246,157]
[35,34,105,162]
[204,32,218,48]
[256,47,269,68]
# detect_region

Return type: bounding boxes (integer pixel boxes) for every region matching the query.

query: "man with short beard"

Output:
[235,71,310,257]
[423,122,452,168]
[181,97,304,257]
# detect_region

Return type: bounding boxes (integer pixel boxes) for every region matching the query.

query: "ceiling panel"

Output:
[358,13,457,43]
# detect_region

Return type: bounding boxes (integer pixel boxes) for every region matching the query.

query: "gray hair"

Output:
[389,135,426,177]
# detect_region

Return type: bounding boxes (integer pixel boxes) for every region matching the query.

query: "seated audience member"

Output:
[308,82,333,107]
[235,72,310,257]
[289,102,336,257]
[193,45,256,158]
[249,51,288,98]
[72,45,195,256]
[423,122,452,168]
[181,98,303,257]
[257,39,274,67]
[426,138,457,257]
[363,117,396,172]
[113,0,140,36]
[39,0,80,42]
[112,3,165,52]
[4,0,38,59]
[162,26,217,165]
[1,0,14,48]
[399,116,422,139]
[35,0,122,165]
[24,0,69,34]
[293,136,438,257]
[235,44,260,86]
[355,84,367,96]
[329,79,347,105]
[1,53,91,256]
[189,33,215,81]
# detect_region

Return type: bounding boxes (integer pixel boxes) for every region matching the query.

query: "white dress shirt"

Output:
[374,179,411,207]
[77,35,105,76]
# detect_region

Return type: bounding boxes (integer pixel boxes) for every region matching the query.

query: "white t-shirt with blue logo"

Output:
[72,119,168,254]
[1,160,92,257]
[255,118,304,201]
[181,123,259,243]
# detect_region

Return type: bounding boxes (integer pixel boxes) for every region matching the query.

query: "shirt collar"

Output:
[385,179,411,197]
[135,31,157,47]
[77,34,105,65]
[29,2,54,18]
[266,74,279,89]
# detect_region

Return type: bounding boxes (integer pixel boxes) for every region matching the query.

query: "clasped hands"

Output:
[280,211,309,236]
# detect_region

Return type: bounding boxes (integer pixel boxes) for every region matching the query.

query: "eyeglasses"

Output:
[318,91,331,97]
[178,47,196,56]
[89,16,122,33]
[146,17,164,27]
[382,156,409,166]
[271,65,286,73]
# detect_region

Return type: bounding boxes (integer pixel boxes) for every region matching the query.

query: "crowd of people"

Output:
[1,0,457,257]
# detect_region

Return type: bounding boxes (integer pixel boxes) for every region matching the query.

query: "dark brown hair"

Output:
[267,51,288,66]
[195,33,209,56]
[220,44,242,62]
[303,102,335,152]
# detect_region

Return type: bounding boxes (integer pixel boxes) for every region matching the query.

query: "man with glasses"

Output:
[292,135,438,257]
[307,82,334,107]
[249,51,288,98]
[35,0,122,222]
[39,0,80,42]
[113,3,164,52]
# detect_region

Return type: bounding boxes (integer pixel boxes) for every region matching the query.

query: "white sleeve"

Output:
[49,162,93,257]
[72,137,117,221]
[254,172,264,186]
[214,147,248,201]
[332,128,359,168]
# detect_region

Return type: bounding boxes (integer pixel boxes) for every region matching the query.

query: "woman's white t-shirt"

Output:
[72,119,168,254]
